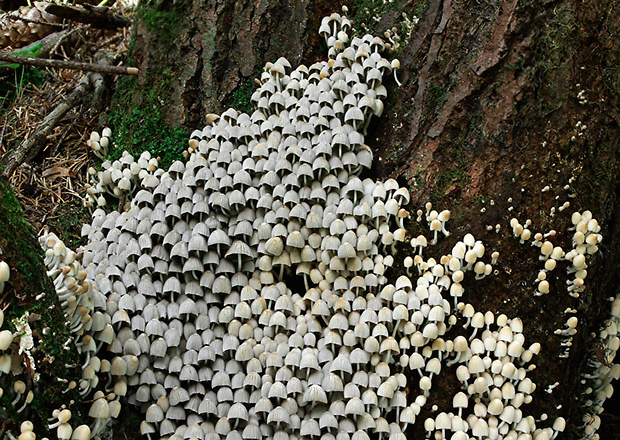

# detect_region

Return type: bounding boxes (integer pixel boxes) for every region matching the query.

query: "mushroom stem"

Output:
[80,380,92,396]
[469,327,479,341]
[392,320,401,338]
[11,393,22,406]
[91,418,107,438]
[446,352,461,367]
[393,70,401,87]
[82,351,92,369]
[16,398,29,413]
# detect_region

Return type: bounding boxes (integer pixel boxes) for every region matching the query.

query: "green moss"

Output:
[45,199,89,251]
[351,0,391,34]
[350,0,421,53]
[0,181,46,287]
[137,2,184,40]
[427,83,444,115]
[106,1,189,169]
[108,90,188,169]
[412,0,429,17]
[225,76,258,115]
[0,178,84,434]
[524,4,577,117]
[431,146,469,201]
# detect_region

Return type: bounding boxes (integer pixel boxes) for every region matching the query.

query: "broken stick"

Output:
[45,4,129,29]
[0,52,138,75]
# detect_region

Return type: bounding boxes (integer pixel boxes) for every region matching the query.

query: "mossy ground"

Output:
[43,198,90,251]
[0,178,85,435]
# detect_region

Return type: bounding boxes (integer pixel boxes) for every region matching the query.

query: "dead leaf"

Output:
[42,166,76,179]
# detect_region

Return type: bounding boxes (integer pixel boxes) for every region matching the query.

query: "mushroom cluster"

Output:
[84,149,160,210]
[512,210,601,302]
[432,308,552,439]
[579,293,620,440]
[75,11,438,438]
[39,228,121,437]
[19,8,608,440]
[0,262,41,415]
[511,210,603,360]
[39,228,109,367]
[88,128,113,161]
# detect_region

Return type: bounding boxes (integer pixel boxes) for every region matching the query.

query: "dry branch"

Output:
[45,4,129,29]
[0,52,138,75]
[8,12,65,29]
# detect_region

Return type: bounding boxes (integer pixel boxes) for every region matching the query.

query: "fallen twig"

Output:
[0,29,88,76]
[45,4,130,29]
[0,117,7,151]
[8,12,66,29]
[33,30,73,59]
[0,52,138,75]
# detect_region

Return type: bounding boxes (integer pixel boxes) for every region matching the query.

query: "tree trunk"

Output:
[0,178,80,432]
[110,0,618,438]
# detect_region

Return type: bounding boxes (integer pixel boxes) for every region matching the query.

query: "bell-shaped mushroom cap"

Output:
[89,398,111,420]
[300,349,320,373]
[71,425,91,440]
[228,402,249,424]
[304,384,328,405]
[168,386,189,407]
[145,403,164,423]
[238,422,261,440]
[268,381,288,401]
[197,397,217,417]
[267,405,291,428]
[471,418,489,438]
